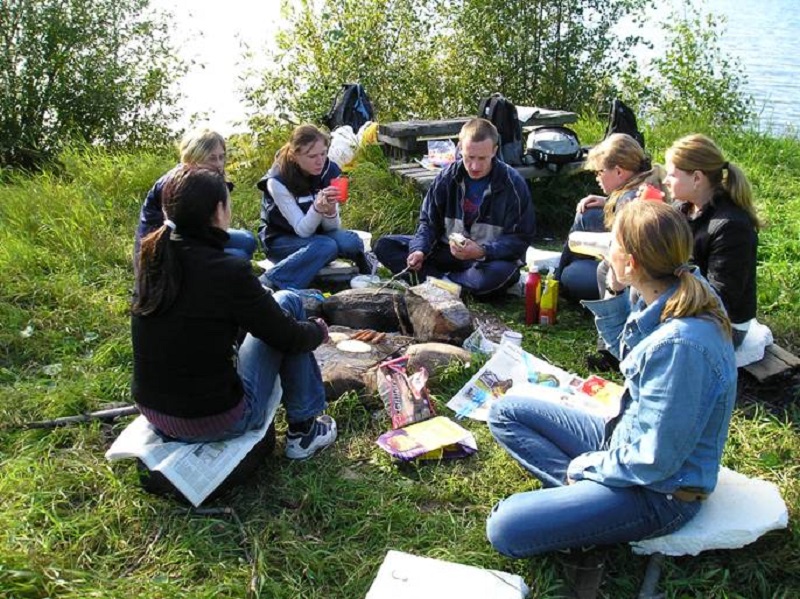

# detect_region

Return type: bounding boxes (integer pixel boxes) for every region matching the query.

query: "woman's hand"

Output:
[313,187,338,217]
[604,260,628,295]
[577,195,607,213]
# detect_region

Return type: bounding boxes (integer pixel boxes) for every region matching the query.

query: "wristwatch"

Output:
[605,285,623,297]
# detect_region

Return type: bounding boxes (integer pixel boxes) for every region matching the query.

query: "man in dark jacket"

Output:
[374,118,535,297]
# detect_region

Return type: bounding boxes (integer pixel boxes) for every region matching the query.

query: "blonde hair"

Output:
[459,118,499,147]
[615,201,731,338]
[666,134,761,230]
[179,128,226,165]
[585,134,667,228]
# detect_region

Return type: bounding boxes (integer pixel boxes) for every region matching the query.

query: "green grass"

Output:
[0,125,798,598]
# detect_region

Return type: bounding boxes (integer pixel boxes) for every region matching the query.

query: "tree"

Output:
[440,0,653,113]
[245,0,653,127]
[620,3,754,129]
[244,0,449,126]
[0,0,183,169]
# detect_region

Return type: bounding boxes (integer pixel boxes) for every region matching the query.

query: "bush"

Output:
[0,0,183,170]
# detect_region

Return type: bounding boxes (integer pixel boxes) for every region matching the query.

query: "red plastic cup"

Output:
[641,184,664,202]
[330,177,349,203]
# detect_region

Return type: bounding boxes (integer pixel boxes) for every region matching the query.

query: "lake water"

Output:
[160,0,799,136]
[643,0,800,134]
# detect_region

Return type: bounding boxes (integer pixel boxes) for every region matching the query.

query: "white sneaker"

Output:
[285,415,337,460]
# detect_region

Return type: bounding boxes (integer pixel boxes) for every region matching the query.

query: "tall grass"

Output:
[0,126,798,598]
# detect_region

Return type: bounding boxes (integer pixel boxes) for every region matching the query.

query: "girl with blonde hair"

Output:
[665,133,759,347]
[135,128,257,264]
[487,201,736,595]
[558,133,667,301]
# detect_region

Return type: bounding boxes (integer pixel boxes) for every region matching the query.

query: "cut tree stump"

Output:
[743,344,800,383]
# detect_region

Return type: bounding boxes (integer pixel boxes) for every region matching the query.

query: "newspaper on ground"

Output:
[106,380,282,507]
[447,343,622,421]
[366,550,529,599]
[376,416,477,461]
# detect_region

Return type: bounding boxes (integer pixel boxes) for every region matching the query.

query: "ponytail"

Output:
[663,269,732,339]
[132,224,182,316]
[724,162,761,230]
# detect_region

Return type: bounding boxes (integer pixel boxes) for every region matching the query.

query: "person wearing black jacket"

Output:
[665,134,760,348]
[132,165,336,460]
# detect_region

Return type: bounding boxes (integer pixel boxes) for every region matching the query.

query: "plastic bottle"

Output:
[567,231,613,260]
[539,269,559,325]
[524,271,541,325]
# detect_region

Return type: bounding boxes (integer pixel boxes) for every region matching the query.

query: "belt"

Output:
[671,488,709,502]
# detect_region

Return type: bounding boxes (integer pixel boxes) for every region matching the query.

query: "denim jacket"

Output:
[568,283,737,494]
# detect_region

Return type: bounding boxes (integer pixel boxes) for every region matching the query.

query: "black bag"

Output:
[323,83,375,132]
[604,98,645,150]
[525,126,583,166]
[477,93,524,165]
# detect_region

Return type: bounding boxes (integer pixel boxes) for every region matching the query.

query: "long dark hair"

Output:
[274,124,330,196]
[133,166,229,316]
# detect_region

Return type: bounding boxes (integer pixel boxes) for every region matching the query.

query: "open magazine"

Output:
[447,343,623,421]
[106,380,282,507]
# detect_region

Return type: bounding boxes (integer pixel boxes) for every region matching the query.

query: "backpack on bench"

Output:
[525,125,583,168]
[477,93,524,165]
[323,83,375,133]
[604,98,645,150]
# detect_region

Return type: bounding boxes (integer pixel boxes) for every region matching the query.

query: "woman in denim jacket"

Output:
[487,201,737,594]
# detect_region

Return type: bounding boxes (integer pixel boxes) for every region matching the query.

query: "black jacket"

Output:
[132,229,323,418]
[675,194,758,324]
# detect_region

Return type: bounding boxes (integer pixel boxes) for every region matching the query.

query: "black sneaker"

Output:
[585,350,620,373]
[285,415,337,460]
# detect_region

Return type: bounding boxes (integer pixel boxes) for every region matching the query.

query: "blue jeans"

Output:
[557,207,605,300]
[374,234,520,296]
[225,228,258,260]
[228,291,327,434]
[485,394,701,558]
[262,230,366,290]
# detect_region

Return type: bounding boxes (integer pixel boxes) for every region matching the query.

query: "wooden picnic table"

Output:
[378,107,585,189]
[378,107,579,162]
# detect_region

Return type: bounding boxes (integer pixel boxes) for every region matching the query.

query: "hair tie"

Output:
[640,157,652,171]
[164,219,177,231]
[722,161,729,171]
[673,263,690,277]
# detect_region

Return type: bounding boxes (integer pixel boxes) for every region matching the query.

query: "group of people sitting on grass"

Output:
[129,116,757,598]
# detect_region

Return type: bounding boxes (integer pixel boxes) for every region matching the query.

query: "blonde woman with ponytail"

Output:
[557,133,667,302]
[486,201,736,595]
[666,133,759,347]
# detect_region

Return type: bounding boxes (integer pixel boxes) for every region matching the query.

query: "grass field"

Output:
[0,124,797,598]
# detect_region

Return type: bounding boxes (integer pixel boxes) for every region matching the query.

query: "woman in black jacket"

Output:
[132,165,336,459]
[665,134,760,348]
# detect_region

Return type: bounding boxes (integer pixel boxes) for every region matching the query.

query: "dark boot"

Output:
[585,349,620,373]
[559,548,606,599]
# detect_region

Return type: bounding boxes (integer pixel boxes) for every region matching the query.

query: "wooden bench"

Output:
[743,343,800,382]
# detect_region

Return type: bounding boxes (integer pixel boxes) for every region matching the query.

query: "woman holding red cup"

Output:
[257,125,371,290]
